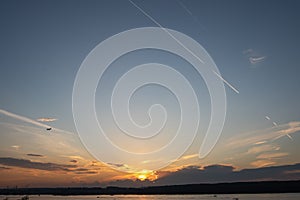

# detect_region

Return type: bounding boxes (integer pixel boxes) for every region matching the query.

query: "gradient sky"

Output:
[0,0,300,187]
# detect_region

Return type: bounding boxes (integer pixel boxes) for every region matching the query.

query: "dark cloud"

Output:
[107,163,126,168]
[0,157,76,171]
[74,171,98,175]
[155,163,300,185]
[70,160,78,163]
[0,166,11,170]
[0,157,100,175]
[26,153,44,157]
[107,163,300,187]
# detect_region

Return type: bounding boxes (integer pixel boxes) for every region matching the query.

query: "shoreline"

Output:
[1,180,300,195]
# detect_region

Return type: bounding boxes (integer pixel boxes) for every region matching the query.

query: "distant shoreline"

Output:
[1,180,300,195]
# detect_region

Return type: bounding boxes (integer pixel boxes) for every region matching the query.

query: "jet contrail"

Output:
[0,109,73,135]
[286,134,293,140]
[128,0,204,63]
[273,133,293,141]
[212,70,240,94]
[128,0,239,94]
[176,0,193,16]
[0,109,50,129]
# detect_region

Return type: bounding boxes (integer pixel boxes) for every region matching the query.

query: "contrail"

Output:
[128,0,239,94]
[176,0,193,16]
[273,133,293,141]
[212,70,240,94]
[128,0,204,63]
[0,109,73,135]
[0,109,50,129]
[286,134,293,140]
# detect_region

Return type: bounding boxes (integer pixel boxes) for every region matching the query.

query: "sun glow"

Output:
[135,170,158,181]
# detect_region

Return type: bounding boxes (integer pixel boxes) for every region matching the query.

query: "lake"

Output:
[1,193,300,200]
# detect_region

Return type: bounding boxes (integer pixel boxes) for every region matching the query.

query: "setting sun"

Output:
[135,170,158,181]
[137,174,147,181]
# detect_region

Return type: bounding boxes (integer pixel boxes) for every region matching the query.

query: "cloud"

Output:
[157,163,300,185]
[106,163,300,187]
[0,157,76,171]
[181,154,198,160]
[37,118,57,122]
[246,144,279,155]
[250,160,275,168]
[243,49,266,65]
[249,56,266,64]
[26,154,44,157]
[0,166,11,170]
[0,157,99,175]
[226,121,300,149]
[70,160,78,163]
[107,163,127,168]
[11,145,20,150]
[257,152,289,159]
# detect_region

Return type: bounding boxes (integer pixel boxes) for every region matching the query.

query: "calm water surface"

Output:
[1,193,300,200]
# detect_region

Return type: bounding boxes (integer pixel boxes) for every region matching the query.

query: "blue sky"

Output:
[0,0,300,187]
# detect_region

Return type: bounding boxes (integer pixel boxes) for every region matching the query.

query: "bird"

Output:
[46,127,52,131]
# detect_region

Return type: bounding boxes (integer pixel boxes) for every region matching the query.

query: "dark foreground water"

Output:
[1,193,300,200]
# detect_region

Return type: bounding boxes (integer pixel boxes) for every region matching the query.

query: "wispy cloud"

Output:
[37,117,57,122]
[257,152,289,159]
[0,157,76,171]
[11,145,20,150]
[26,153,44,157]
[249,56,266,64]
[0,166,11,170]
[250,160,276,168]
[243,48,266,65]
[246,144,279,155]
[0,157,99,175]
[226,121,300,149]
[181,154,198,160]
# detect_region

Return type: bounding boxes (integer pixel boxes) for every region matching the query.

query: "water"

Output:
[0,193,299,200]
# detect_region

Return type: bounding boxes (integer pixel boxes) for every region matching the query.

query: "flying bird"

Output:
[46,127,52,131]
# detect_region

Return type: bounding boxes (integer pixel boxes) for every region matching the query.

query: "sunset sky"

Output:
[0,0,300,188]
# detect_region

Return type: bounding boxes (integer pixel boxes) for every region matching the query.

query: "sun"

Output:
[135,170,158,181]
[137,174,147,181]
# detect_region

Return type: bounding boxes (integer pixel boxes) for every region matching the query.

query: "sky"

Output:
[0,0,300,187]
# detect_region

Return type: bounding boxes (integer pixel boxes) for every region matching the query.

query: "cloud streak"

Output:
[0,157,76,171]
[226,121,300,149]
[0,157,99,175]
[249,56,266,64]
[37,117,57,122]
[26,154,44,157]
